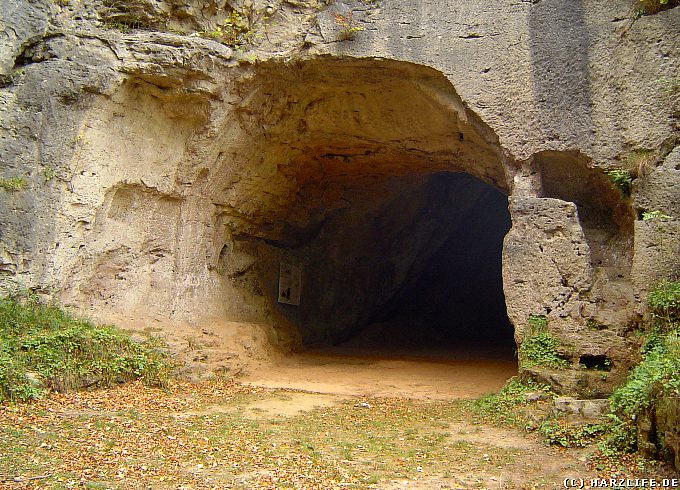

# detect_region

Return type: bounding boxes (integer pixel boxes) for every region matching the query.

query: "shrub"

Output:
[0,294,172,402]
[603,282,680,452]
[518,315,569,369]
[606,169,632,197]
[605,329,680,452]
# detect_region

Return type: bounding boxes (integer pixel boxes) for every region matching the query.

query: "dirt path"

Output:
[235,350,601,488]
[197,388,598,489]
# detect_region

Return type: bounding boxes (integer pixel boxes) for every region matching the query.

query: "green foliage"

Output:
[605,329,680,453]
[0,176,28,192]
[518,315,569,369]
[479,283,680,457]
[647,280,680,326]
[0,294,172,402]
[201,6,265,46]
[600,281,680,454]
[473,378,552,427]
[519,333,569,369]
[539,420,607,448]
[527,314,548,330]
[642,210,672,221]
[475,380,609,449]
[606,169,633,197]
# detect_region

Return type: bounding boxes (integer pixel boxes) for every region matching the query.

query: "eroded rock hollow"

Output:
[62,58,517,350]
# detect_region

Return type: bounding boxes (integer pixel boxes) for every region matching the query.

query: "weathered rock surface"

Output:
[503,197,593,341]
[638,393,680,470]
[0,0,678,400]
[553,396,609,423]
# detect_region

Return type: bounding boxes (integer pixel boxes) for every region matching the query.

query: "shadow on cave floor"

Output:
[315,319,517,363]
[243,320,517,400]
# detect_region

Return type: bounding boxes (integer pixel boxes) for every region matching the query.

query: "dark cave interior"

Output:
[269,172,516,360]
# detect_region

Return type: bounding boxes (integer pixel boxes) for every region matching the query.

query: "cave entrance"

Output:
[271,171,515,363]
[219,58,519,384]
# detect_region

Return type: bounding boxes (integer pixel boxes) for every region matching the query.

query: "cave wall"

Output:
[0,0,679,393]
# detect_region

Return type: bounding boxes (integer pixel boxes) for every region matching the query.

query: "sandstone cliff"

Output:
[0,0,678,396]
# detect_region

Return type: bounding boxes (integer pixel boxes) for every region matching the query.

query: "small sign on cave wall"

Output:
[278,262,302,306]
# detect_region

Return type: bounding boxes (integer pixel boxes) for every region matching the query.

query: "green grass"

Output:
[0,294,172,402]
[472,378,553,427]
[0,175,28,192]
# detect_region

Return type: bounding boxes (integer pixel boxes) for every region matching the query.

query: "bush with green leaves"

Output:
[603,281,680,453]
[519,333,569,369]
[518,315,569,369]
[0,294,172,402]
[606,169,632,197]
[605,329,680,452]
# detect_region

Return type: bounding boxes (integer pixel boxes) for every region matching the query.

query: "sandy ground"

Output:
[103,313,519,400]
[234,347,607,488]
[242,349,518,400]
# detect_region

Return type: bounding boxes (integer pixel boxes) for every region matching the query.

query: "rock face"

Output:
[1,0,679,393]
[553,396,609,423]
